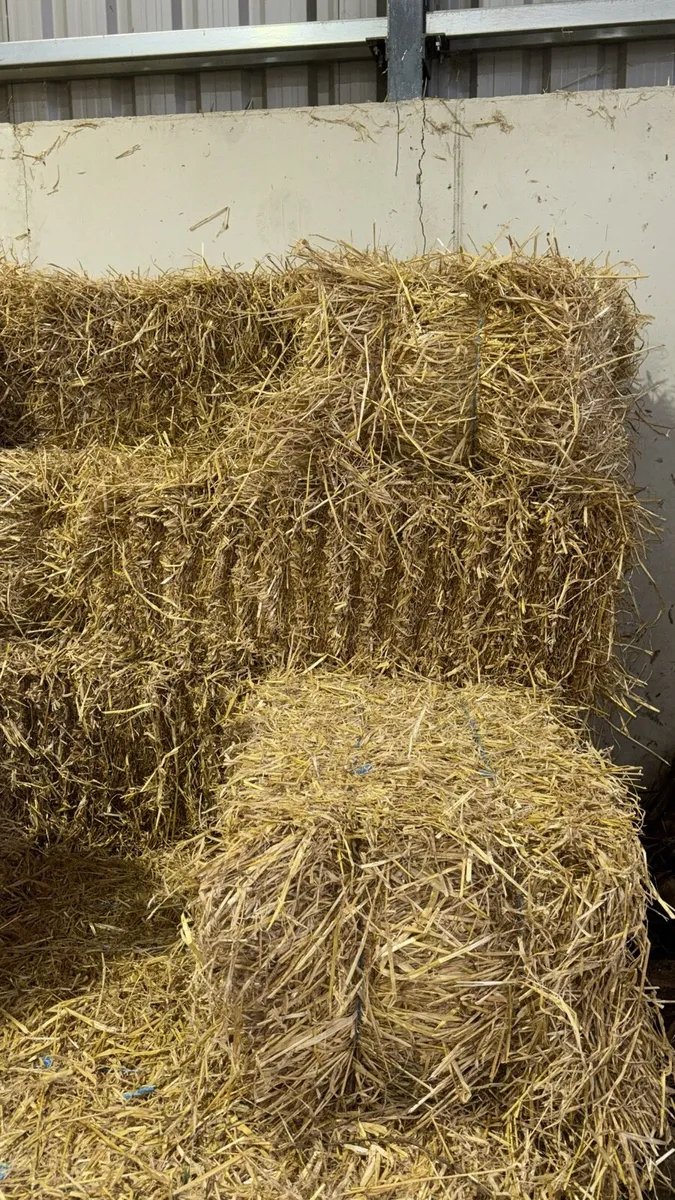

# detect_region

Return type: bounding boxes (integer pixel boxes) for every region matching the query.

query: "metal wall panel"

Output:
[7,81,73,122]
[626,39,675,88]
[265,63,309,105]
[6,1,47,41]
[247,0,309,25]
[199,67,267,108]
[2,1,674,120]
[429,55,471,99]
[429,0,599,7]
[332,59,378,101]
[431,36,666,101]
[70,78,136,118]
[550,43,618,90]
[133,72,200,110]
[476,49,525,97]
[199,67,245,109]
[117,1,175,33]
[181,0,239,27]
[316,0,379,19]
[58,1,109,36]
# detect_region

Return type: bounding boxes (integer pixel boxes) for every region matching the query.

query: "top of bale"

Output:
[0,245,644,479]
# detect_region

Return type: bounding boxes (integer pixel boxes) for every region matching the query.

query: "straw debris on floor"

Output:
[1,668,672,1200]
[194,673,672,1198]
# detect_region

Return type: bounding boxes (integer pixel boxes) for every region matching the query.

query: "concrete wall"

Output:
[1,91,674,778]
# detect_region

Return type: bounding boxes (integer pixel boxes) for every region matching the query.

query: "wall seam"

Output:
[12,121,31,261]
[452,100,463,251]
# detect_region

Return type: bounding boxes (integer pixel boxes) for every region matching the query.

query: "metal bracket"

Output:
[367,36,386,76]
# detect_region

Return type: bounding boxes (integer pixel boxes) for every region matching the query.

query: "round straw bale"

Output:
[195,673,670,1173]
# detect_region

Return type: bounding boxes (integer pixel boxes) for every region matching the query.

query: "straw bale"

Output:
[0,246,643,477]
[0,445,234,650]
[236,465,647,706]
[0,635,234,847]
[194,672,671,1195]
[0,862,511,1200]
[0,440,649,706]
[0,263,293,447]
[246,245,641,483]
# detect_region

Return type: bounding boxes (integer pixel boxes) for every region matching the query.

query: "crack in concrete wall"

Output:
[416,99,427,253]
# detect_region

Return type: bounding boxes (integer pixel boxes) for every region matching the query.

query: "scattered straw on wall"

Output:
[194,673,671,1197]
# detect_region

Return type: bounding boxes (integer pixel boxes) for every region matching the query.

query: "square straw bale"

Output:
[0,445,649,709]
[0,803,669,1200]
[0,446,245,657]
[194,672,671,1195]
[245,244,643,483]
[0,246,643,475]
[0,263,295,447]
[0,635,235,847]
[233,467,649,707]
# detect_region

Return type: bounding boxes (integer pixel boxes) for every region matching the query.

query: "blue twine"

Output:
[122,1085,156,1101]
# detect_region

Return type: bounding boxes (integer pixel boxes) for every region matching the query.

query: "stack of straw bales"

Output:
[0,246,651,843]
[0,249,650,690]
[0,245,671,1198]
[0,676,671,1198]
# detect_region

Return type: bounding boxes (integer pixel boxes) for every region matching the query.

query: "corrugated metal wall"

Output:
[429,0,675,97]
[0,0,383,119]
[0,0,673,121]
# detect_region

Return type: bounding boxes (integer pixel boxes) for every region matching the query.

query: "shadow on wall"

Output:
[0,823,183,1027]
[599,375,675,778]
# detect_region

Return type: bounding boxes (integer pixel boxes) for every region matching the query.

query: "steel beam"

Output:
[0,1,671,87]
[0,19,386,82]
[426,0,675,52]
[387,0,426,102]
